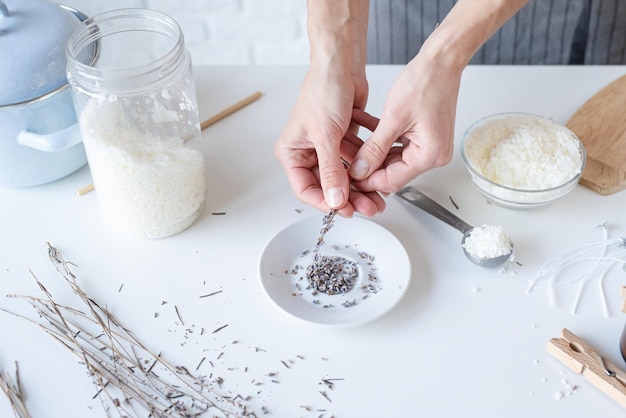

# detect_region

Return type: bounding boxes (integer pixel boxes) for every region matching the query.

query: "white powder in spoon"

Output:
[462,225,512,259]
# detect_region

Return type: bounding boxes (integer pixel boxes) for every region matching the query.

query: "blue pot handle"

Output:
[0,1,9,18]
[17,123,83,152]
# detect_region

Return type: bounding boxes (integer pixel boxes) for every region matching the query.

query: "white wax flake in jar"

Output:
[462,225,512,259]
[81,99,206,239]
[66,9,205,239]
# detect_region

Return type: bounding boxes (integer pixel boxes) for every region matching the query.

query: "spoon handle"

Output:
[396,186,473,234]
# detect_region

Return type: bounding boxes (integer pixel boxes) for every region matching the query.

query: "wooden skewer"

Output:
[77,91,263,196]
[620,286,626,313]
[77,183,95,196]
[201,90,263,129]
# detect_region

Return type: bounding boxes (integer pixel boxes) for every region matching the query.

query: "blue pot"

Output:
[0,85,86,187]
[0,0,88,187]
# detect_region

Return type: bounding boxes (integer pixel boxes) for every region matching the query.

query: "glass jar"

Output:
[66,9,206,239]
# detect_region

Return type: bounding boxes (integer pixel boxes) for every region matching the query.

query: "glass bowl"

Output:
[460,113,586,209]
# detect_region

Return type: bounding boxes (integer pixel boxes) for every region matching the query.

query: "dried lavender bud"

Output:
[315,210,337,249]
[306,253,357,295]
[305,211,358,295]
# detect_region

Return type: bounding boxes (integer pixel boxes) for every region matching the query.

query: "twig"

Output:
[212,324,228,334]
[174,305,184,326]
[0,362,31,418]
[2,243,252,417]
[199,290,223,298]
[449,196,459,210]
[200,91,263,130]
[77,183,95,196]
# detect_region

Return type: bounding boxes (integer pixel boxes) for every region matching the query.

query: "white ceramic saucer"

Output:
[258,215,411,327]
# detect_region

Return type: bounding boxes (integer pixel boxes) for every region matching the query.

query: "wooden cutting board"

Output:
[566,73,626,195]
[566,75,626,195]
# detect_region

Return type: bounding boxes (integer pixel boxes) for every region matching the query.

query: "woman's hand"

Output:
[274,65,386,217]
[348,54,461,193]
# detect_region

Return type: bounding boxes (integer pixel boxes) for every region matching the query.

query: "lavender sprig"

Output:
[2,243,253,418]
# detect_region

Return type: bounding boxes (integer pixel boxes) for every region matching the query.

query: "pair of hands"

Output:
[275,55,462,217]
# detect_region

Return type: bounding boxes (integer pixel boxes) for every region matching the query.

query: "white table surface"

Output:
[1,65,626,417]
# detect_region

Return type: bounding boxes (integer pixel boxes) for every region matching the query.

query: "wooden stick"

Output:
[77,183,95,196]
[200,90,263,129]
[77,91,263,196]
[621,286,626,313]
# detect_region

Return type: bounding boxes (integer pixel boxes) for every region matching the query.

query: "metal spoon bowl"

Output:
[461,233,514,268]
[396,186,513,268]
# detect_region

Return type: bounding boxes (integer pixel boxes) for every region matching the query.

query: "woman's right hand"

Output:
[274,63,385,217]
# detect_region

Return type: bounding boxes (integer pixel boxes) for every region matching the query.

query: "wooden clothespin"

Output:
[547,328,626,408]
[620,286,626,313]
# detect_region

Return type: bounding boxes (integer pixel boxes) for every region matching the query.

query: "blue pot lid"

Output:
[0,0,83,106]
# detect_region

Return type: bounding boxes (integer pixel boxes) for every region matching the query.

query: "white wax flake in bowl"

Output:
[464,114,583,190]
[462,225,512,259]
[461,113,586,208]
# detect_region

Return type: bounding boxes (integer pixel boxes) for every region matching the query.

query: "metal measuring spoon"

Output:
[396,186,513,268]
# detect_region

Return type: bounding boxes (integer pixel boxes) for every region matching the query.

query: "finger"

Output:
[342,131,364,148]
[350,117,404,181]
[282,165,356,217]
[274,141,331,212]
[282,163,326,208]
[352,143,430,193]
[316,142,351,209]
[348,189,386,216]
[351,108,380,132]
[339,132,364,165]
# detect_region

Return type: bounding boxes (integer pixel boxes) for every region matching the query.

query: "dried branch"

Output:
[0,362,31,418]
[2,243,253,417]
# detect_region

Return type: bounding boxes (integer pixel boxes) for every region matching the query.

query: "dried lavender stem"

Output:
[8,298,206,416]
[0,362,31,418]
[315,209,337,250]
[2,243,251,417]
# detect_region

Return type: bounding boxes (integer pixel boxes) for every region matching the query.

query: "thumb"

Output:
[350,121,399,180]
[317,144,349,209]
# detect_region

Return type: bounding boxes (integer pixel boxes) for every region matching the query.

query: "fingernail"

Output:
[351,159,369,179]
[326,187,344,208]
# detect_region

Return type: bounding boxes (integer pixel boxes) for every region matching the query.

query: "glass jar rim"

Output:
[65,8,189,96]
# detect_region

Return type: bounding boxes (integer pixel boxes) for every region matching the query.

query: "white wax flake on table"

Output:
[547,374,580,402]
[462,224,512,259]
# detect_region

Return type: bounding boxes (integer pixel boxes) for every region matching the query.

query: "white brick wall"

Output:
[59,0,311,65]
